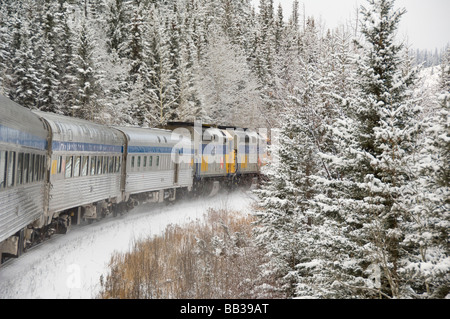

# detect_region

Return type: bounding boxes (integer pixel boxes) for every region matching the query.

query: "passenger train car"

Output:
[115,126,193,205]
[35,111,125,230]
[0,96,48,258]
[0,95,265,264]
[165,122,265,194]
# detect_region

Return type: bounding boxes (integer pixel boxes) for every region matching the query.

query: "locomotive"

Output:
[0,94,266,263]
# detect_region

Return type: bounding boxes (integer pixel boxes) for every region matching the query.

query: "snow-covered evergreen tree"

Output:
[398,45,449,298]
[35,0,61,113]
[308,0,427,298]
[8,8,39,109]
[72,19,104,121]
[105,0,130,59]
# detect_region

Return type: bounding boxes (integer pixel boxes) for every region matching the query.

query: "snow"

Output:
[0,190,254,299]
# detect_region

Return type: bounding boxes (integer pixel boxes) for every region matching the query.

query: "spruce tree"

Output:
[0,3,12,95]
[9,13,38,109]
[312,0,422,298]
[36,0,61,113]
[106,0,130,59]
[56,1,78,116]
[73,20,103,121]
[399,46,449,298]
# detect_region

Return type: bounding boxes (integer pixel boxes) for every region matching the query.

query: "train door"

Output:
[174,153,179,185]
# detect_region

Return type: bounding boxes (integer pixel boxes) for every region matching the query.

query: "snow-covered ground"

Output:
[0,190,255,299]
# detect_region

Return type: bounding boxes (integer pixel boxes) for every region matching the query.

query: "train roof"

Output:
[114,126,191,148]
[0,95,48,150]
[33,111,124,147]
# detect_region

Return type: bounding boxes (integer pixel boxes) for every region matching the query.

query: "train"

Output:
[0,94,267,263]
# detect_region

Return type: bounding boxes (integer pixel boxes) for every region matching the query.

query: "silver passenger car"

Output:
[34,111,125,224]
[115,127,193,202]
[0,95,48,257]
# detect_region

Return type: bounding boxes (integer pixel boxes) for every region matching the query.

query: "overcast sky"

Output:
[252,0,450,51]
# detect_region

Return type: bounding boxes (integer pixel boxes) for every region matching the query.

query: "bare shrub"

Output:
[97,208,281,299]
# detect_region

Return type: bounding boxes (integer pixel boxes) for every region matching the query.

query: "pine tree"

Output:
[399,45,450,298]
[35,0,61,113]
[8,11,39,109]
[0,3,12,95]
[55,1,79,116]
[106,0,130,59]
[72,19,103,121]
[254,109,321,297]
[310,0,423,298]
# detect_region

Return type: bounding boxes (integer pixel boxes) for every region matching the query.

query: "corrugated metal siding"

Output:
[178,169,193,187]
[0,184,44,242]
[126,170,174,194]
[49,175,121,213]
[125,167,192,194]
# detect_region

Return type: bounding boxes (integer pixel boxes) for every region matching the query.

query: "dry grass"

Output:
[97,208,279,299]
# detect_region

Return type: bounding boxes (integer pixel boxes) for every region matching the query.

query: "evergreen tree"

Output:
[310,0,423,298]
[35,0,61,113]
[0,3,12,95]
[399,45,449,298]
[8,11,39,109]
[52,1,79,116]
[72,19,103,121]
[106,0,130,59]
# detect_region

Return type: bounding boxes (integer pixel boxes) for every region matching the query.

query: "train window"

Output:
[40,155,45,181]
[34,155,39,181]
[41,155,46,181]
[131,156,135,170]
[36,155,41,182]
[74,156,81,177]
[57,156,62,174]
[103,156,108,174]
[81,156,88,176]
[90,156,96,175]
[143,156,147,168]
[17,153,24,185]
[115,156,120,173]
[97,157,103,175]
[29,154,35,183]
[109,156,114,173]
[7,152,15,187]
[149,156,153,167]
[156,156,160,167]
[137,156,141,168]
[0,151,5,189]
[65,156,73,178]
[24,153,30,183]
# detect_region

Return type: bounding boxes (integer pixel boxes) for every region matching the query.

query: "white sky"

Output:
[252,0,450,51]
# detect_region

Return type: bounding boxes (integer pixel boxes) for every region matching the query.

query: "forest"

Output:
[0,0,448,298]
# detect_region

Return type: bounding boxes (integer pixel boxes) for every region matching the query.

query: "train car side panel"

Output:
[0,95,48,246]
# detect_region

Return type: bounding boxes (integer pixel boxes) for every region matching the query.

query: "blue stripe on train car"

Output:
[127,146,193,155]
[128,146,174,154]
[0,124,48,150]
[52,141,123,153]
